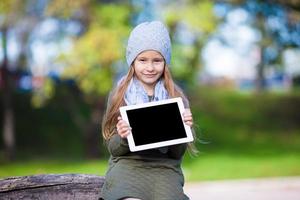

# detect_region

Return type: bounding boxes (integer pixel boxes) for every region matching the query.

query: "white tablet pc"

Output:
[119,97,194,152]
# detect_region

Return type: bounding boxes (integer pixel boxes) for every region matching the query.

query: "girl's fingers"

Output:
[119,130,131,138]
[185,121,193,127]
[118,126,131,133]
[182,110,192,118]
[183,109,193,127]
[184,116,193,121]
[117,121,130,131]
[184,120,193,126]
[183,112,192,118]
[119,129,131,138]
[183,108,192,115]
[116,117,131,137]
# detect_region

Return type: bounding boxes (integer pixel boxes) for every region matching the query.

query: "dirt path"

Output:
[184,176,300,200]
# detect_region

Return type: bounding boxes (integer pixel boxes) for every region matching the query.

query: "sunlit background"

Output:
[1,0,300,182]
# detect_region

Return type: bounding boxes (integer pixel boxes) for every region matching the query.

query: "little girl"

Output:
[101,21,195,200]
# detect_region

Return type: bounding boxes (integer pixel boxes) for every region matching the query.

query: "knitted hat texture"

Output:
[126,21,171,67]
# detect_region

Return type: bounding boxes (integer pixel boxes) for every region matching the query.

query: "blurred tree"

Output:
[247,0,300,91]
[0,0,131,160]
[48,0,131,158]
[216,0,300,91]
[163,0,218,88]
[0,0,43,160]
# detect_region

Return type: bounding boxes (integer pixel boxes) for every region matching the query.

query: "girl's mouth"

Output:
[144,74,156,77]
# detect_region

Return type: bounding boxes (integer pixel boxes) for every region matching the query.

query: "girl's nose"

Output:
[145,62,155,70]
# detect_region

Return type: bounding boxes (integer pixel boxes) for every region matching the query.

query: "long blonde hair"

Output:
[102,65,198,153]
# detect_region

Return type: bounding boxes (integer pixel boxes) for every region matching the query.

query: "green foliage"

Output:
[0,0,26,25]
[46,0,91,18]
[181,0,217,34]
[59,4,130,98]
[0,85,107,162]
[163,0,218,87]
[186,87,300,160]
[61,25,119,96]
[0,0,14,14]
[31,78,56,108]
[93,4,131,30]
[171,44,195,78]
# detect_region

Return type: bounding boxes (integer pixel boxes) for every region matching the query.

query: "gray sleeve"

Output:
[168,143,187,159]
[106,134,130,157]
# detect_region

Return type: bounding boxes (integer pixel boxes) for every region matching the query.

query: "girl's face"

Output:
[133,50,165,93]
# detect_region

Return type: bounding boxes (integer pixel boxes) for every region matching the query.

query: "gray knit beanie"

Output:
[126,21,171,67]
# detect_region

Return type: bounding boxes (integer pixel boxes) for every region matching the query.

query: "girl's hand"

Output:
[116,116,132,138]
[183,109,193,127]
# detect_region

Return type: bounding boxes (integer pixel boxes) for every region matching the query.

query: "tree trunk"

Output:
[1,26,16,161]
[255,13,269,93]
[0,174,105,200]
[255,46,266,92]
[255,60,265,92]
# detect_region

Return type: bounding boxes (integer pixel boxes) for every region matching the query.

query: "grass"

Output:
[1,154,300,182]
[0,159,108,178]
[183,153,300,182]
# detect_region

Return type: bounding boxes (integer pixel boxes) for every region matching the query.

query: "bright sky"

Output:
[283,49,300,76]
[202,8,261,80]
[202,39,260,79]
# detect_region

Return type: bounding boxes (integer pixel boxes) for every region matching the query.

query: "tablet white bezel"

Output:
[119,97,194,152]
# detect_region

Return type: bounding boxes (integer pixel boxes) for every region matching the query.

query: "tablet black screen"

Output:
[126,102,187,146]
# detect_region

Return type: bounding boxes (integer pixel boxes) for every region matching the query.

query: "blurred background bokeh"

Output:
[1,0,300,182]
